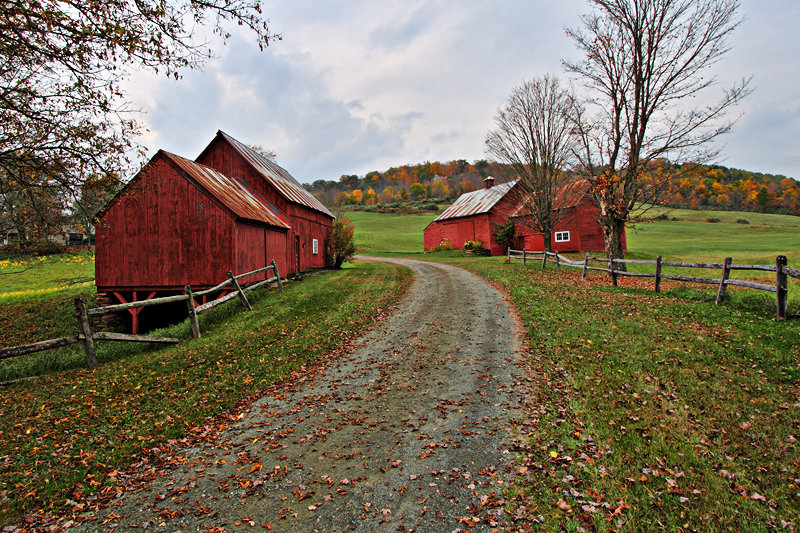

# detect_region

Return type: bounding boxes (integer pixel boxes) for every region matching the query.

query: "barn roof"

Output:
[510,180,592,217]
[433,180,518,222]
[162,151,290,230]
[210,131,335,219]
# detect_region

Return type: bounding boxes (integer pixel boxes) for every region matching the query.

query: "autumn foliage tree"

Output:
[328,216,358,269]
[566,0,750,263]
[0,0,277,241]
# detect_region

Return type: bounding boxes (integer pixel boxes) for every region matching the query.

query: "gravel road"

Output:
[71,258,525,532]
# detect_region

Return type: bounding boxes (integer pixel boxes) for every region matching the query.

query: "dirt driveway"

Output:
[71,258,526,532]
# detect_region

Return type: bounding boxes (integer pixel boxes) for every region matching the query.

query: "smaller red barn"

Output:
[95,150,290,332]
[512,181,627,253]
[423,177,520,255]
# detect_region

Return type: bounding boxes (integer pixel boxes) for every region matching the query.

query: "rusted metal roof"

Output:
[218,131,335,218]
[434,180,518,222]
[510,180,591,217]
[163,151,290,230]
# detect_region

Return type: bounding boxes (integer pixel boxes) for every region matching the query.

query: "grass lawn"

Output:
[434,254,800,531]
[345,210,438,255]
[0,251,95,297]
[0,261,410,524]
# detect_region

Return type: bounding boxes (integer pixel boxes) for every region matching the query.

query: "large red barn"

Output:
[95,150,291,332]
[423,177,521,255]
[95,131,334,333]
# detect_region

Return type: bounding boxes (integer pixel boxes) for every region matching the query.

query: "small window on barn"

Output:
[555,231,570,242]
[312,239,319,255]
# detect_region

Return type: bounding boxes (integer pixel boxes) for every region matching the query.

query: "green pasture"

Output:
[346,210,437,255]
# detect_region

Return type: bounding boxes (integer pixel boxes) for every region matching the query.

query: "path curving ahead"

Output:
[72,258,525,532]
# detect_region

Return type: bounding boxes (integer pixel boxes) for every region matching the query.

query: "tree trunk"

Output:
[601,217,627,272]
[543,230,552,254]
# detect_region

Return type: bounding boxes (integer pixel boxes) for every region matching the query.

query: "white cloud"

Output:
[122,0,800,181]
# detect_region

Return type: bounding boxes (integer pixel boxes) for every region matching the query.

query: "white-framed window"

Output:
[555,231,570,242]
[312,238,319,255]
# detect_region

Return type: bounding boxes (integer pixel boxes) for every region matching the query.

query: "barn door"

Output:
[295,235,301,273]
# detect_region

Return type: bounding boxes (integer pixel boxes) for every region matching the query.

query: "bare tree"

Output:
[0,0,278,242]
[565,0,750,263]
[486,75,583,253]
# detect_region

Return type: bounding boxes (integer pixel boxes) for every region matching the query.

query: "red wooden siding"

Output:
[96,156,235,290]
[196,135,333,274]
[96,153,288,292]
[514,198,627,253]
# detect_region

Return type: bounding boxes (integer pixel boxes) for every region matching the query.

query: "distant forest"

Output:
[304,159,800,216]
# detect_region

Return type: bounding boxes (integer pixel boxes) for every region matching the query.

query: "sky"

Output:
[126,0,800,184]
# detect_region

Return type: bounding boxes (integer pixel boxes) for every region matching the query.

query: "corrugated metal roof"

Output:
[218,131,335,218]
[510,180,591,217]
[163,151,290,230]
[434,180,518,222]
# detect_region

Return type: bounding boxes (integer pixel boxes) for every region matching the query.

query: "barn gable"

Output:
[196,131,334,272]
[197,131,334,219]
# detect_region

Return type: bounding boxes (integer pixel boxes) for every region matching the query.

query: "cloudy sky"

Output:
[127,0,800,183]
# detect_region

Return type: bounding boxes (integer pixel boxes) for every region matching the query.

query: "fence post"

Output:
[271,260,284,292]
[716,257,732,304]
[582,252,589,281]
[555,251,561,273]
[523,249,527,266]
[609,257,618,286]
[228,271,252,311]
[541,251,547,270]
[655,255,662,293]
[776,255,788,320]
[507,247,511,262]
[74,297,97,369]
[184,285,201,338]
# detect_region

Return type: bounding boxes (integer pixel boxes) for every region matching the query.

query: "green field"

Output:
[346,210,438,255]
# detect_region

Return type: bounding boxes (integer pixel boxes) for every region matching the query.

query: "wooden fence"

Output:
[0,261,283,370]
[508,249,798,320]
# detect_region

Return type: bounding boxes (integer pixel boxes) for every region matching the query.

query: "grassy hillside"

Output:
[346,210,438,255]
[628,206,800,265]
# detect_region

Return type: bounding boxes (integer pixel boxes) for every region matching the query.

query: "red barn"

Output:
[95,150,291,332]
[512,181,627,253]
[423,177,521,255]
[196,131,334,273]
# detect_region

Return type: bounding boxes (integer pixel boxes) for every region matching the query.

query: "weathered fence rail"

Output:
[508,248,797,320]
[0,261,283,371]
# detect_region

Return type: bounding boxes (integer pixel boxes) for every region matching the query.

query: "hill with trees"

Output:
[305,159,800,217]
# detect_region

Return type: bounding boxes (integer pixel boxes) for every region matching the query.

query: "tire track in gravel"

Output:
[72,258,526,532]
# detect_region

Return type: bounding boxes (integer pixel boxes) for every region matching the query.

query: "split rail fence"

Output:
[508,249,798,320]
[0,261,283,370]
